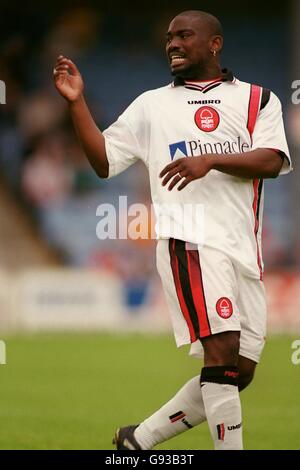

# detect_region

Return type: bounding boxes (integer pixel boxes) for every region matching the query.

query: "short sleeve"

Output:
[252,91,292,175]
[103,95,148,178]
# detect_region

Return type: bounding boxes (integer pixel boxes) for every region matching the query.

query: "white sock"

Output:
[134,376,206,449]
[200,366,243,450]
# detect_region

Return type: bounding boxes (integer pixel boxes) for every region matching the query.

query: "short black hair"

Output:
[175,10,223,37]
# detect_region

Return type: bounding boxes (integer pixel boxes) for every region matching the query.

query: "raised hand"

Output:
[53,55,84,102]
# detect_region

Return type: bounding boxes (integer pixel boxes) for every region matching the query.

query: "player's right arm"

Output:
[53,55,109,178]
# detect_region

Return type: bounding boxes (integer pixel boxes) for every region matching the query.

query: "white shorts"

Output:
[156,238,267,363]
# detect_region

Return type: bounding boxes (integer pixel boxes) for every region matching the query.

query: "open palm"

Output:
[53,55,84,102]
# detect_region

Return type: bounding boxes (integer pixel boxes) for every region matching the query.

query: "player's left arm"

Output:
[160,149,283,191]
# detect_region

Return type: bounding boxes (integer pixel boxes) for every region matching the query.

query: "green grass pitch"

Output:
[0,333,299,449]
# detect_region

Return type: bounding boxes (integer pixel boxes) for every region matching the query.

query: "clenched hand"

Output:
[160,156,213,191]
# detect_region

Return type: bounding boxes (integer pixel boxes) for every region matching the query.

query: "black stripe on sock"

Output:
[169,410,185,420]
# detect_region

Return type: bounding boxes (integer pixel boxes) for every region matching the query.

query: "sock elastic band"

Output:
[200,365,239,386]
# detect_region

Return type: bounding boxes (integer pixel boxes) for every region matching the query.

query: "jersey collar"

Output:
[173,68,234,89]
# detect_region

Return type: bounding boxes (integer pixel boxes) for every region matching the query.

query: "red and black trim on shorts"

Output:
[169,238,211,342]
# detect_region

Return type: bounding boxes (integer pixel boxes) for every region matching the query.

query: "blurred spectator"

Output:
[21,131,73,208]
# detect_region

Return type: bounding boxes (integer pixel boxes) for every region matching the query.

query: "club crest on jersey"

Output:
[169,141,188,160]
[216,297,233,319]
[194,106,220,132]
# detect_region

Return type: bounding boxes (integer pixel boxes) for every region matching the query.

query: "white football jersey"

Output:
[103,72,292,279]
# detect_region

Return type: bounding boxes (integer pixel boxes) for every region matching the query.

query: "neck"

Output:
[178,63,222,82]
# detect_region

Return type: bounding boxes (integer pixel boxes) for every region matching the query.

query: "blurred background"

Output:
[0,0,299,450]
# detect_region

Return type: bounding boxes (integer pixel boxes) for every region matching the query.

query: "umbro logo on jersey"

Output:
[188,99,221,105]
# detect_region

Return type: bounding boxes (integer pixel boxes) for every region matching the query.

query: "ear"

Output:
[210,35,223,54]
